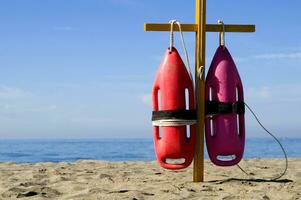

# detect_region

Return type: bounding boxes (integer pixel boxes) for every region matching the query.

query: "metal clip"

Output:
[218,20,225,49]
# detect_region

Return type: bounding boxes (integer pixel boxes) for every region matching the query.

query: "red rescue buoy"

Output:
[205,46,245,166]
[152,47,196,170]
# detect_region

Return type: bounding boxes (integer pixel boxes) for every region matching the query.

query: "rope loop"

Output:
[169,20,193,82]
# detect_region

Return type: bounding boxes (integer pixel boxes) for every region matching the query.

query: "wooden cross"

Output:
[144,0,255,182]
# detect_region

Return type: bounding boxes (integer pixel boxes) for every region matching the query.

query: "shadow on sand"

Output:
[207,178,293,184]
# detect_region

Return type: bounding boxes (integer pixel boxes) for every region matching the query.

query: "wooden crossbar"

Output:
[144,23,255,33]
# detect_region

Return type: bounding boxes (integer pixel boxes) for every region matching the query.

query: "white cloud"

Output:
[48,105,57,111]
[253,52,301,60]
[245,84,301,102]
[69,116,114,125]
[0,85,30,99]
[246,86,271,100]
[141,93,152,107]
[243,84,301,137]
[234,51,301,63]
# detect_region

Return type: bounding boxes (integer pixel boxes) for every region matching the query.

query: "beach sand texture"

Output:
[0,158,299,200]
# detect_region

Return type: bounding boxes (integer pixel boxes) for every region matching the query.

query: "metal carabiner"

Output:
[218,20,226,49]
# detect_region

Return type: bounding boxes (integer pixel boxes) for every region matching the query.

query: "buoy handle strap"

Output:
[205,101,245,116]
[169,20,193,82]
[152,109,197,126]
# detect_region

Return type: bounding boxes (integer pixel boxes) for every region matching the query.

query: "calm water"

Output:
[0,138,300,163]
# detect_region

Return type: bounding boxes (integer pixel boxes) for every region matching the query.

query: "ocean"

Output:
[0,138,300,163]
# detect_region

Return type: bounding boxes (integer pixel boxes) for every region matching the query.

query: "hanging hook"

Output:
[218,20,225,49]
[169,20,177,53]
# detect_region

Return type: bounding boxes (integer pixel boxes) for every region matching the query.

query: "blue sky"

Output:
[0,0,300,139]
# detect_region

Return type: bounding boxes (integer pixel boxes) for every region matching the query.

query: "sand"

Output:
[0,158,300,200]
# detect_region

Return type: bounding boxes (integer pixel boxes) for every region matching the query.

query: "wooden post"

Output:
[193,0,206,183]
[144,0,255,183]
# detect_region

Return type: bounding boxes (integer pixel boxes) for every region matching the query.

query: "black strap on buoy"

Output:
[152,109,197,121]
[205,101,245,116]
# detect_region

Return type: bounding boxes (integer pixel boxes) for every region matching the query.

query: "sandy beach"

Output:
[0,158,299,200]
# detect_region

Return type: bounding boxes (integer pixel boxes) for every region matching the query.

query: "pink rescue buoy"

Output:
[205,46,245,166]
